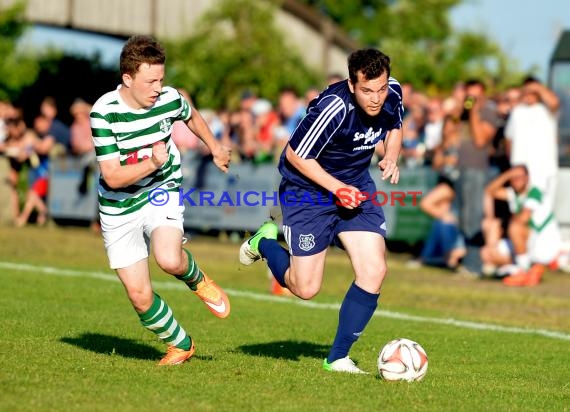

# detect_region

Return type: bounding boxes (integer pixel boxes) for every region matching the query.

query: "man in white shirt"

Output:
[505,76,560,209]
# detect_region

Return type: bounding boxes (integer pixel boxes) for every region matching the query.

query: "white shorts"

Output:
[100,196,185,269]
[529,220,561,265]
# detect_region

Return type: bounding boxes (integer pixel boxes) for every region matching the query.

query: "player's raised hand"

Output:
[212,144,232,173]
[151,141,169,168]
[378,157,400,184]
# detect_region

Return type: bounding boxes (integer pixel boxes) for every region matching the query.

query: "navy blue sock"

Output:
[327,282,379,363]
[258,238,290,287]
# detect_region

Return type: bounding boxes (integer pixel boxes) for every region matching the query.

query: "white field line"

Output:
[2,261,570,341]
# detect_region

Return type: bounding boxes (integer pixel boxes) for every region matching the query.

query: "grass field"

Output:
[1,225,569,412]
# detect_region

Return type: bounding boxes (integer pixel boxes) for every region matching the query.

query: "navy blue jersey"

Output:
[278,78,403,188]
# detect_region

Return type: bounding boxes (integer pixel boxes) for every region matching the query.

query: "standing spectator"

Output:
[505,76,560,209]
[69,98,94,157]
[15,114,55,227]
[455,79,503,274]
[40,96,71,154]
[251,98,280,164]
[90,35,231,366]
[239,49,403,374]
[423,97,445,165]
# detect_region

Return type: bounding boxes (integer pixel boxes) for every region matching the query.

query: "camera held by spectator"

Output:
[460,95,477,121]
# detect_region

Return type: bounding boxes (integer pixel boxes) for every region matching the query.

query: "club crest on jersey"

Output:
[298,234,315,252]
[159,118,171,134]
[353,127,383,145]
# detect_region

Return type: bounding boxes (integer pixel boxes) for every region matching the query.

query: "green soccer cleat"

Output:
[239,221,278,265]
[323,357,368,374]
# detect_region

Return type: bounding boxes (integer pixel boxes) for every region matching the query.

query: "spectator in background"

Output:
[70,98,94,158]
[423,97,445,166]
[326,73,345,85]
[251,98,280,164]
[0,100,11,143]
[401,98,426,168]
[455,79,503,275]
[237,90,257,161]
[171,89,199,154]
[194,109,231,189]
[484,165,563,286]
[14,114,55,227]
[69,98,100,231]
[2,106,35,220]
[304,86,320,107]
[412,182,465,270]
[40,96,71,154]
[505,76,560,209]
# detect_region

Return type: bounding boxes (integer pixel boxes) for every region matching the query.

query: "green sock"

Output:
[176,249,204,291]
[138,292,191,350]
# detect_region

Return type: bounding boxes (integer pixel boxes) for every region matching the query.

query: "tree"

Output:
[164,0,320,109]
[299,0,525,91]
[0,2,40,100]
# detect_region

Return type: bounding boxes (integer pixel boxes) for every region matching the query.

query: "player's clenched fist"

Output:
[151,141,169,168]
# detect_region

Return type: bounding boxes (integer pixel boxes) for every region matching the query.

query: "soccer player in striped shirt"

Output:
[240,49,404,373]
[90,35,232,366]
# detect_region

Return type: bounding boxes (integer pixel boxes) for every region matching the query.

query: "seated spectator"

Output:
[485,165,563,286]
[411,182,466,270]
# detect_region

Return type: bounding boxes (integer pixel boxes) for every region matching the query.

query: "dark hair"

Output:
[120,35,166,77]
[522,75,540,86]
[464,78,486,90]
[347,49,390,84]
[511,164,529,175]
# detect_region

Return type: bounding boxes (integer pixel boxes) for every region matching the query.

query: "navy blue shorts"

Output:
[279,179,387,256]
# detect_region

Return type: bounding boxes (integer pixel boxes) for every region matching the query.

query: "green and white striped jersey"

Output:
[90,85,191,216]
[507,186,555,233]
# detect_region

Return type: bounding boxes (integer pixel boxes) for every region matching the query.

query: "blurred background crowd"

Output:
[1,72,568,284]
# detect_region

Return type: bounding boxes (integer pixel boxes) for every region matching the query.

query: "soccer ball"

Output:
[377,338,428,382]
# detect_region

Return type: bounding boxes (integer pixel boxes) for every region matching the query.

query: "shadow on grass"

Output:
[237,340,329,361]
[60,332,162,360]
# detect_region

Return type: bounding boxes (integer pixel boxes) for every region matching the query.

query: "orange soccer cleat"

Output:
[194,273,231,318]
[502,264,545,287]
[159,342,195,366]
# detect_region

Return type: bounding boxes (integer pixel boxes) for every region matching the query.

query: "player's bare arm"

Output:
[98,141,167,189]
[285,145,362,209]
[186,109,231,173]
[378,127,402,184]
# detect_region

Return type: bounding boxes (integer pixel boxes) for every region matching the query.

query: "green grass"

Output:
[1,226,569,411]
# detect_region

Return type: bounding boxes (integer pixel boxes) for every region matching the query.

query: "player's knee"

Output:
[295,285,320,300]
[128,289,153,313]
[155,252,183,275]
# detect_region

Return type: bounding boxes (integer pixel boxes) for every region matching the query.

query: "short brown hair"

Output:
[119,35,166,77]
[348,49,391,84]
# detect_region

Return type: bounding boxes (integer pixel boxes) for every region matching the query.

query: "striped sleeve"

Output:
[91,109,120,161]
[387,78,404,130]
[289,95,346,159]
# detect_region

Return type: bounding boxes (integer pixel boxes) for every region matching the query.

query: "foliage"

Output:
[16,53,119,125]
[164,0,320,109]
[300,0,525,91]
[0,1,41,100]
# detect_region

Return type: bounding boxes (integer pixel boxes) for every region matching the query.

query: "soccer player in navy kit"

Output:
[240,49,403,373]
